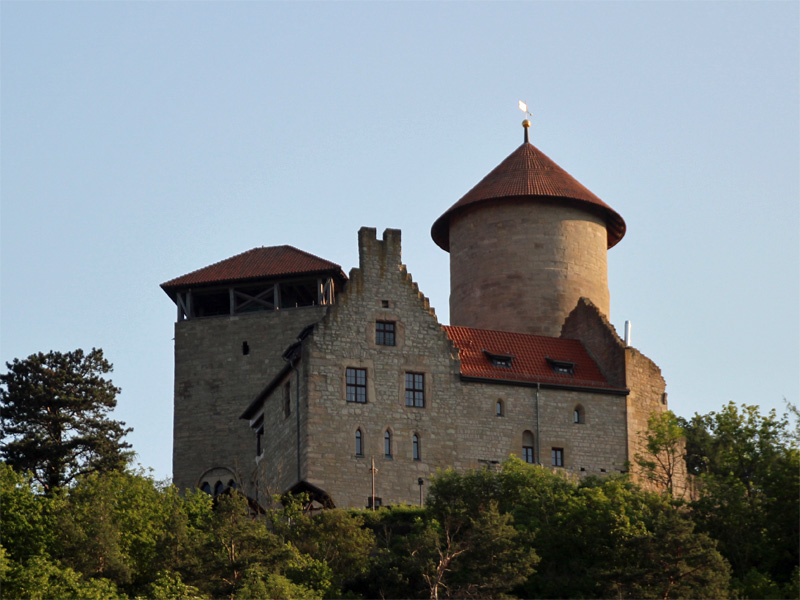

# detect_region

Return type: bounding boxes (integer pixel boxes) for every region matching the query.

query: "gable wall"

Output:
[266,228,630,508]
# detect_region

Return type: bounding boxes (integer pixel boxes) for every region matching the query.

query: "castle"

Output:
[162,122,673,508]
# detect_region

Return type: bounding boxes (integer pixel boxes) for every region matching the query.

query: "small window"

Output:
[573,405,585,424]
[256,425,264,456]
[200,482,211,495]
[496,400,504,417]
[405,372,425,407]
[367,496,383,508]
[552,448,564,467]
[546,357,575,376]
[346,368,367,403]
[523,430,535,464]
[213,481,224,496]
[412,433,421,461]
[242,341,250,355]
[484,350,514,368]
[384,430,392,458]
[355,429,364,457]
[376,321,396,346]
[283,381,291,417]
[227,479,237,490]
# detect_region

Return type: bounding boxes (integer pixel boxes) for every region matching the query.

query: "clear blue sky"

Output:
[2,2,798,481]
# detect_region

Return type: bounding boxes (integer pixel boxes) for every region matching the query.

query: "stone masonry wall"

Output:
[561,298,627,388]
[172,305,326,495]
[449,200,610,337]
[265,228,631,508]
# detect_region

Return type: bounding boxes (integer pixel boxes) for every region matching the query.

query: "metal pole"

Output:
[535,383,541,465]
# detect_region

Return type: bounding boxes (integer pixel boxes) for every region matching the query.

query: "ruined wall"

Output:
[172,305,326,495]
[561,297,627,388]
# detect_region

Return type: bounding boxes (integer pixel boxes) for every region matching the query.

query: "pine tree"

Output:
[0,348,132,491]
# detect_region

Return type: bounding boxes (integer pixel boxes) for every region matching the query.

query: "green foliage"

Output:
[635,410,686,496]
[0,462,57,564]
[2,400,795,599]
[682,402,800,594]
[2,555,123,600]
[0,349,132,491]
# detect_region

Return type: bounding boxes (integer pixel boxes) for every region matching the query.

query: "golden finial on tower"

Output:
[519,100,532,143]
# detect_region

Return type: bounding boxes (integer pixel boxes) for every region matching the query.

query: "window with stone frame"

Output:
[355,429,364,457]
[523,430,535,464]
[412,433,421,461]
[384,430,392,458]
[496,399,504,416]
[573,404,585,424]
[552,447,564,467]
[405,372,425,407]
[376,321,396,346]
[346,367,367,403]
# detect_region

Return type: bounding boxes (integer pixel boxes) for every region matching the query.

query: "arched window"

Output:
[227,479,237,490]
[355,429,363,456]
[522,430,535,464]
[384,430,392,458]
[574,405,585,424]
[200,482,211,495]
[413,434,421,461]
[213,480,224,496]
[496,399,504,416]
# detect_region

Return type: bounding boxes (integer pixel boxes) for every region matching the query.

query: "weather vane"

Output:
[519,100,532,143]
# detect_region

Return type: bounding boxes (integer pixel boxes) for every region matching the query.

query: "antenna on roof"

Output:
[518,100,532,143]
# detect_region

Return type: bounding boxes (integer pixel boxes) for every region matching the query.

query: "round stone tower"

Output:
[431,123,626,337]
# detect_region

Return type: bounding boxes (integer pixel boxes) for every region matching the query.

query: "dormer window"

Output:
[483,350,514,368]
[546,357,575,376]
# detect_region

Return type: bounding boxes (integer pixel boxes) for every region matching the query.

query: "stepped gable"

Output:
[443,326,625,392]
[431,142,626,251]
[161,246,346,295]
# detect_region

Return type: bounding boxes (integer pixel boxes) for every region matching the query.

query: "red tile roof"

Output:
[431,142,626,251]
[161,246,346,292]
[443,326,625,392]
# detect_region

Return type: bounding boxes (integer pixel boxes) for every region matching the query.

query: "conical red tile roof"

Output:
[431,142,626,251]
[161,246,345,294]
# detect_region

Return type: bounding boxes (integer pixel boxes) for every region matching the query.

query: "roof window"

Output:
[546,357,575,376]
[483,350,515,368]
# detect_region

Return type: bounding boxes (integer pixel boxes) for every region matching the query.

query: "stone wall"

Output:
[253,228,630,508]
[448,200,610,337]
[561,297,627,388]
[172,305,327,495]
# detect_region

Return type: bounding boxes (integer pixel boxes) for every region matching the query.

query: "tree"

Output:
[0,348,132,491]
[681,402,800,596]
[635,410,688,497]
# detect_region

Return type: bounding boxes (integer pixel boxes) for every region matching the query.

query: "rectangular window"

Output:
[405,372,425,407]
[376,321,396,346]
[346,368,367,403]
[283,382,291,417]
[523,446,534,464]
[367,496,382,509]
[256,426,264,457]
[552,448,564,467]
